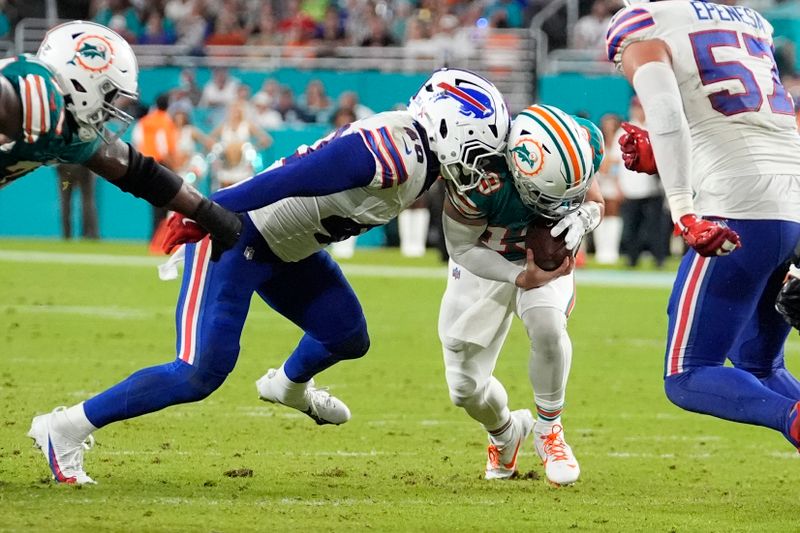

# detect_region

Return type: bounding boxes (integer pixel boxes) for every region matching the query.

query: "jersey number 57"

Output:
[690,29,795,116]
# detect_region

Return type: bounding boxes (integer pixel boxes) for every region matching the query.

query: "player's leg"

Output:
[29,222,267,483]
[439,260,532,479]
[642,196,670,268]
[254,250,368,425]
[663,220,800,448]
[518,274,580,485]
[56,165,73,239]
[729,221,800,399]
[78,169,99,240]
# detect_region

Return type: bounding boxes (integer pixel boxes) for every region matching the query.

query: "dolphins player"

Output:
[0,21,240,254]
[29,69,511,484]
[440,104,604,485]
[608,0,800,449]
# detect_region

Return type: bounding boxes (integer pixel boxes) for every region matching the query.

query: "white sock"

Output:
[487,413,514,445]
[272,365,310,410]
[52,403,97,442]
[593,216,622,264]
[410,208,430,257]
[399,209,429,257]
[330,236,357,259]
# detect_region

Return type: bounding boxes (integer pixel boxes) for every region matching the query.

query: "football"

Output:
[525,218,572,271]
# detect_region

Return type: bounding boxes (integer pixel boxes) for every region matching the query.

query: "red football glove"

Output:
[618,122,658,175]
[161,212,208,254]
[676,214,741,257]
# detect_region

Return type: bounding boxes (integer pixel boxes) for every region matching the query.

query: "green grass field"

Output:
[1,239,798,532]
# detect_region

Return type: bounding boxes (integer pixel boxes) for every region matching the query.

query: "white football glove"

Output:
[550,202,602,251]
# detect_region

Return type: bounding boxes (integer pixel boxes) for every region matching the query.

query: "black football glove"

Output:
[776,266,800,332]
[191,198,242,261]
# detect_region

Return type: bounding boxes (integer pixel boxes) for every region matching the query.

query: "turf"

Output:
[0,240,798,532]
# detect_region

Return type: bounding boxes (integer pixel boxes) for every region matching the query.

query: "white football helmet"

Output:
[408,68,509,192]
[506,104,594,218]
[37,21,138,142]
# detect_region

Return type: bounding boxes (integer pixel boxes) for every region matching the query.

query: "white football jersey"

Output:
[607,1,800,221]
[247,111,436,262]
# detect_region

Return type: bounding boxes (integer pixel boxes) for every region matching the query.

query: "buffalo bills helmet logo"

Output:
[433,81,495,119]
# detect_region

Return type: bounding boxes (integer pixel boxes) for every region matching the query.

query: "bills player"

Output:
[608,1,800,448]
[29,68,510,484]
[440,104,604,484]
[0,21,240,254]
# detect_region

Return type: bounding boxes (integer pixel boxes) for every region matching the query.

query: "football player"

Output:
[609,0,800,449]
[0,21,240,253]
[28,68,511,484]
[440,104,604,485]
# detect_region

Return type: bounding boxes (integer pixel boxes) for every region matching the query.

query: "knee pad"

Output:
[169,360,228,403]
[448,382,482,409]
[325,327,371,362]
[522,308,566,359]
[444,367,483,408]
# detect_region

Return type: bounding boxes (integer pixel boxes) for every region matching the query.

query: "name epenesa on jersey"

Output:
[690,1,766,31]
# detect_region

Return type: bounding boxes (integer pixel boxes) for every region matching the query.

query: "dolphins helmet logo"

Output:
[433,82,495,119]
[69,34,114,73]
[511,136,545,177]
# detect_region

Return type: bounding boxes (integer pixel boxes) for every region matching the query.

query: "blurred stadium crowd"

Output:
[0,0,539,49]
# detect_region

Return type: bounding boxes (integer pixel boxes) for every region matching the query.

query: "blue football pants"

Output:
[83,217,369,428]
[663,219,800,442]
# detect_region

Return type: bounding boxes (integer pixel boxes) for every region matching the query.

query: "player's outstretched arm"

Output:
[211,134,377,213]
[0,76,22,142]
[86,140,241,256]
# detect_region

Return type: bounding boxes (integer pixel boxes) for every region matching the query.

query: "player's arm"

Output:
[443,197,570,290]
[620,40,693,221]
[620,41,740,256]
[0,75,23,141]
[85,139,241,253]
[210,134,377,213]
[550,179,604,251]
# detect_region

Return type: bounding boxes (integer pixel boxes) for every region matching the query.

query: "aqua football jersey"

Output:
[0,55,101,190]
[446,171,540,261]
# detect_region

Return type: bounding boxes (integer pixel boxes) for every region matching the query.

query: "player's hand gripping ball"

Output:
[525,218,574,271]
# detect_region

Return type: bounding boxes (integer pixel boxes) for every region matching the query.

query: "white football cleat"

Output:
[485,409,535,480]
[534,422,580,486]
[27,407,96,485]
[256,368,351,425]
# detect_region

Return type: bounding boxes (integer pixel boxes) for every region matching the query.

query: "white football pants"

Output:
[438,259,574,431]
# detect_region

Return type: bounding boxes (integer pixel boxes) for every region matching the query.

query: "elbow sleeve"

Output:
[112,144,183,207]
[632,62,694,220]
